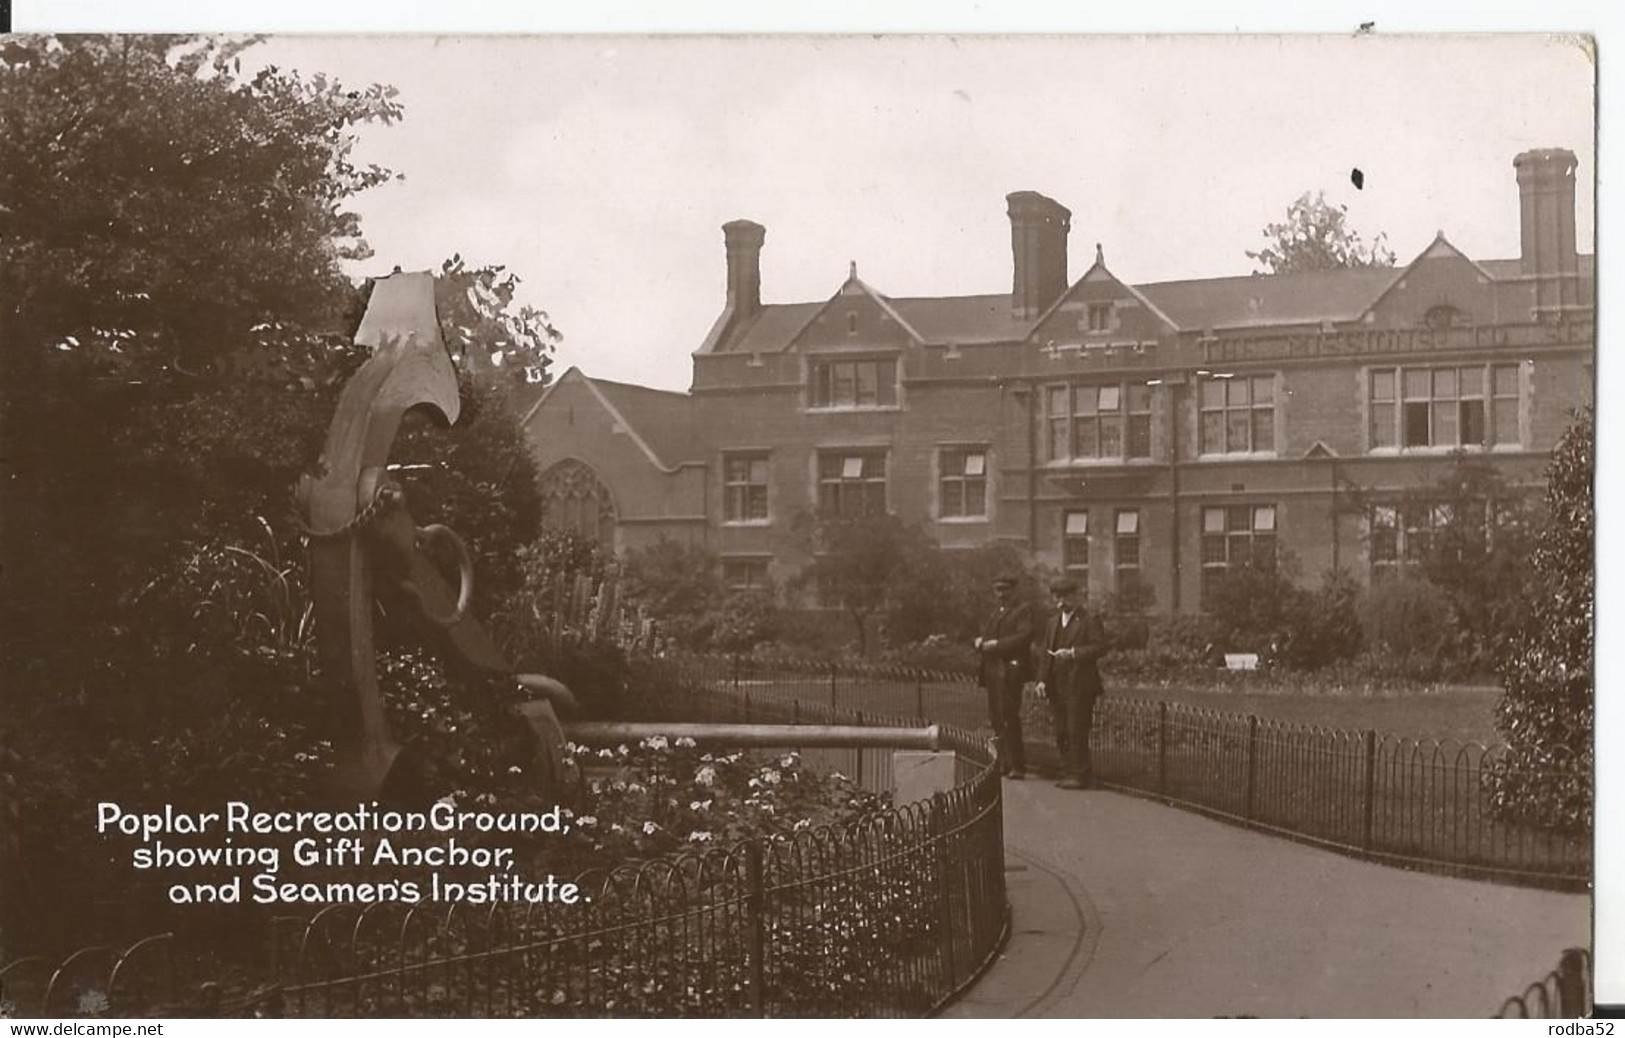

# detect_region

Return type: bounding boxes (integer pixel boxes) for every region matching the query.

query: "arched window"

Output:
[1424,304,1464,330]
[538,459,616,548]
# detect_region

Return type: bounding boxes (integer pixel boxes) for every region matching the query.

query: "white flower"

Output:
[763,770,781,785]
[642,821,660,835]
[689,799,712,811]
[675,737,698,748]
[434,795,458,811]
[687,830,714,843]
[612,780,627,792]
[577,815,597,827]
[793,819,812,832]
[748,777,762,789]
[598,748,616,759]
[508,765,523,775]
[642,735,670,751]
[779,754,797,768]
[627,782,646,794]
[694,765,717,787]
[610,822,626,833]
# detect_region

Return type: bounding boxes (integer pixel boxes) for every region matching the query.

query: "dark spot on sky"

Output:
[1351,168,1365,190]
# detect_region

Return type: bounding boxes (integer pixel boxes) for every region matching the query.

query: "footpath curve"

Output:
[941,779,1589,1018]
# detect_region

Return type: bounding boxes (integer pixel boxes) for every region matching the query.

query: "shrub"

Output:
[1359,577,1454,669]
[1489,407,1592,832]
[1275,568,1364,671]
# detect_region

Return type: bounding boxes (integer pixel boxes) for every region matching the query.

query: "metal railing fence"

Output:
[1494,948,1591,1018]
[666,652,1590,889]
[0,675,1006,1019]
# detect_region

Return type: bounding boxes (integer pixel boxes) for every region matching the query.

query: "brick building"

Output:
[522,148,1593,615]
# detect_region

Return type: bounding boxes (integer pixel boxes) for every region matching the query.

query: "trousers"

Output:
[984,676,1026,771]
[1050,688,1097,781]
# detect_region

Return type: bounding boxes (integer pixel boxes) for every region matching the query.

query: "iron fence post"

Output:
[1157,700,1169,797]
[1244,714,1258,823]
[732,654,740,694]
[829,663,838,714]
[1361,728,1377,851]
[1558,948,1589,1017]
[855,710,866,787]
[745,841,766,1017]
[930,792,957,986]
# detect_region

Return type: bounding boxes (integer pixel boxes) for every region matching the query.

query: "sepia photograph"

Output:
[0,28,1599,1020]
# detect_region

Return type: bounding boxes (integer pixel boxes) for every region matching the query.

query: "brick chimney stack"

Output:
[723,219,766,318]
[1513,148,1579,319]
[1007,192,1071,320]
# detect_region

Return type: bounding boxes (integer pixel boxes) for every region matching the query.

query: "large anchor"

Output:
[296,271,574,801]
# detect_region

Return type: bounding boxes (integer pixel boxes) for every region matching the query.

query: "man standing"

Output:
[1035,577,1110,789]
[975,573,1034,778]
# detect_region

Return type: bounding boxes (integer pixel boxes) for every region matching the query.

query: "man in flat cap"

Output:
[974,573,1035,778]
[1035,576,1110,789]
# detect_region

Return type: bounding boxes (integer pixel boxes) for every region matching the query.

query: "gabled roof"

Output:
[522,367,702,471]
[696,250,1595,355]
[1355,233,1497,320]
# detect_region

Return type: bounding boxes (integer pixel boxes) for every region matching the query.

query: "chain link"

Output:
[294,480,401,540]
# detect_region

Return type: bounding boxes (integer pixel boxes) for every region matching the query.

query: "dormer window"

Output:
[810,357,898,409]
[1086,303,1113,333]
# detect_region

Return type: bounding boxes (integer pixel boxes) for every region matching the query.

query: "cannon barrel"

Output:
[560,722,941,751]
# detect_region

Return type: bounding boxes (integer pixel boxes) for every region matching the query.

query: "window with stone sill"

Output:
[939,447,988,519]
[722,452,770,523]
[816,450,887,518]
[1044,381,1152,462]
[810,357,898,409]
[1369,363,1519,451]
[1198,374,1275,455]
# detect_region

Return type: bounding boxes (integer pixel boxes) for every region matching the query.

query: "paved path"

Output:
[943,780,1590,1018]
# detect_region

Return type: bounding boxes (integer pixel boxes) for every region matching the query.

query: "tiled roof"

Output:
[589,377,703,467]
[1135,268,1398,330]
[703,253,1596,353]
[890,293,1034,345]
[704,302,822,355]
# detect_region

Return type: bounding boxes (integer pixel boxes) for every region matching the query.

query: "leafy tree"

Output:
[1490,407,1592,831]
[622,539,726,648]
[1407,454,1538,668]
[0,36,561,949]
[887,541,1031,646]
[792,514,936,656]
[1247,190,1396,274]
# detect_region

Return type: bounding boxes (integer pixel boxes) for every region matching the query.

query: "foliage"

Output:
[551,738,889,871]
[1275,568,1364,671]
[1246,190,1396,275]
[1200,557,1303,656]
[621,539,725,647]
[1357,577,1454,678]
[709,591,780,654]
[1490,407,1593,831]
[886,541,1033,646]
[1401,454,1538,671]
[1,35,401,369]
[1202,560,1363,672]
[0,37,561,950]
[792,513,938,655]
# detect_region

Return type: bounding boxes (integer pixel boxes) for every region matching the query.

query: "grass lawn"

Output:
[1111,682,1504,745]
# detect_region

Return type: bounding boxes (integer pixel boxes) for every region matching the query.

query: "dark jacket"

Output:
[1035,608,1110,699]
[978,600,1035,688]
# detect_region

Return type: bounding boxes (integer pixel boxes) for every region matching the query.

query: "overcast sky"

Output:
[247,35,1594,393]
